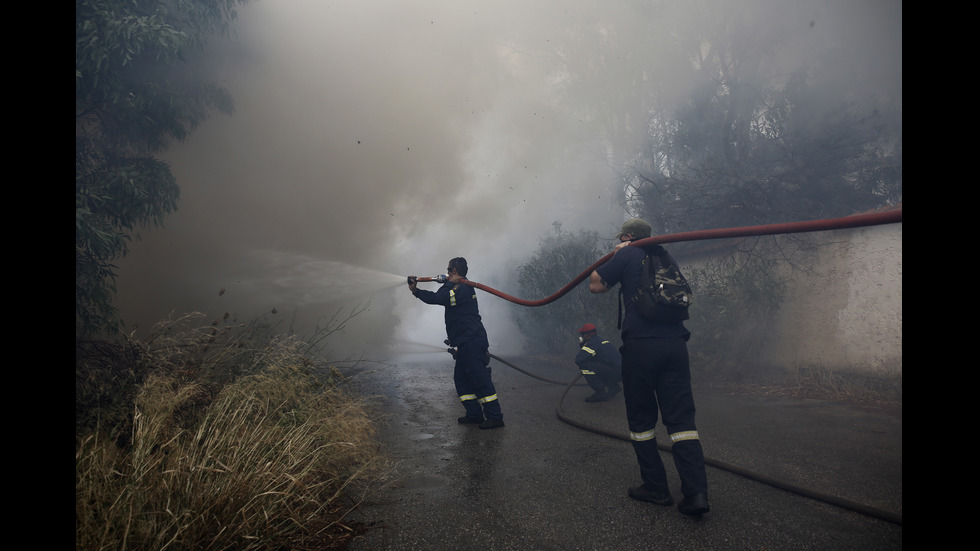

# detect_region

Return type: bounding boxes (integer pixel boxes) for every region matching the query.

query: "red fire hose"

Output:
[411,206,903,524]
[461,206,902,305]
[485,206,902,525]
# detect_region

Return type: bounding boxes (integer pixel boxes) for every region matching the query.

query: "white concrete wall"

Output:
[760,223,902,375]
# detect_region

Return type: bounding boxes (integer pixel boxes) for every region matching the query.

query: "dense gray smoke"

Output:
[113,0,901,361]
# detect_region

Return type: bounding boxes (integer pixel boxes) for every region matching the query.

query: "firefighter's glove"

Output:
[447,347,458,359]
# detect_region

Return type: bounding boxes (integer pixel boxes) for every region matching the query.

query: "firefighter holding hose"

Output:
[408,257,505,430]
[589,218,710,516]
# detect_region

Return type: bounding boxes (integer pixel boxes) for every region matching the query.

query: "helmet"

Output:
[577,323,597,334]
[616,218,653,240]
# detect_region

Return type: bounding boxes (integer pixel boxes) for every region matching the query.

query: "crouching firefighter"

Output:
[407,257,505,430]
[574,323,623,402]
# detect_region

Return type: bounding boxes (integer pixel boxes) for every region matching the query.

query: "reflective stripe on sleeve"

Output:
[581,346,597,356]
[580,369,596,375]
[449,289,456,306]
[669,430,700,443]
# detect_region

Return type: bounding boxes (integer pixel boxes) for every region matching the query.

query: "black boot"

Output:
[628,485,673,506]
[678,492,710,516]
[478,418,505,430]
[585,391,611,402]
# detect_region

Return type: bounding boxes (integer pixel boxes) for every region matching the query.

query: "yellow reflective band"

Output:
[670,430,700,443]
[449,289,456,306]
[478,394,498,404]
[630,429,657,442]
[459,393,477,402]
[580,369,596,375]
[581,346,597,356]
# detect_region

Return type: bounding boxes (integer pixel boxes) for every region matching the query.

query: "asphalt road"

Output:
[343,353,902,551]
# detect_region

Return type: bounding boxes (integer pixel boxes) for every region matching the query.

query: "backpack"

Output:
[627,245,692,323]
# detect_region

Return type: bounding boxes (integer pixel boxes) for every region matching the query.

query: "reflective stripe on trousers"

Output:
[454,342,502,421]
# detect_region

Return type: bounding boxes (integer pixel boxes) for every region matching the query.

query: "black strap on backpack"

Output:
[618,244,689,328]
[616,245,661,329]
[617,246,660,329]
[617,287,624,330]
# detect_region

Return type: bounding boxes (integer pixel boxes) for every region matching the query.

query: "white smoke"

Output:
[113,0,901,360]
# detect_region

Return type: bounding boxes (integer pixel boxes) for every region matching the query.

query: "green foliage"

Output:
[684,251,786,381]
[75,153,179,335]
[630,89,902,241]
[76,0,248,337]
[515,223,619,354]
[622,3,902,243]
[614,4,900,379]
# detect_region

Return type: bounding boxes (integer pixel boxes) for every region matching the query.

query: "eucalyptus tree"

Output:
[611,0,902,378]
[76,0,250,337]
[621,0,902,238]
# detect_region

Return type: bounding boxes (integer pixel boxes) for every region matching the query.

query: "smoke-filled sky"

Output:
[113,0,901,360]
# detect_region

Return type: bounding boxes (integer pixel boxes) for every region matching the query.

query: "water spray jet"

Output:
[245,250,410,306]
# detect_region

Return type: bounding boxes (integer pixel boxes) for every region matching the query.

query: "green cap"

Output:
[617,218,652,239]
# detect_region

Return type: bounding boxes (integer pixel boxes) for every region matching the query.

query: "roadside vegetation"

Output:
[514,0,900,406]
[76,0,252,337]
[75,313,392,551]
[514,223,620,353]
[516,236,901,408]
[76,2,900,546]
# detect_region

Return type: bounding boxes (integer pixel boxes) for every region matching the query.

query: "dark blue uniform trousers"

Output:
[621,336,708,497]
[454,342,503,421]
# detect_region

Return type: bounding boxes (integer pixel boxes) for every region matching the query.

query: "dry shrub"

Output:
[76,316,392,550]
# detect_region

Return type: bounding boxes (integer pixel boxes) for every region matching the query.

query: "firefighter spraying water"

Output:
[398,208,902,522]
[407,257,505,430]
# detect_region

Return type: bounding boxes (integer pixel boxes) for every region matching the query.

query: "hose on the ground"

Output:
[553,361,901,526]
[478,207,903,526]
[488,352,901,526]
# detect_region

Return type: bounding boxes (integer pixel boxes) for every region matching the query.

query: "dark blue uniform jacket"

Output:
[413,280,489,348]
[575,336,622,372]
[595,245,690,341]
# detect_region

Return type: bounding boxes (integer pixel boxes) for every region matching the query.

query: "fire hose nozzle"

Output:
[416,275,448,283]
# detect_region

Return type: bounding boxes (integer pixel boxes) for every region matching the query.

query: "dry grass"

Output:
[76,314,393,550]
